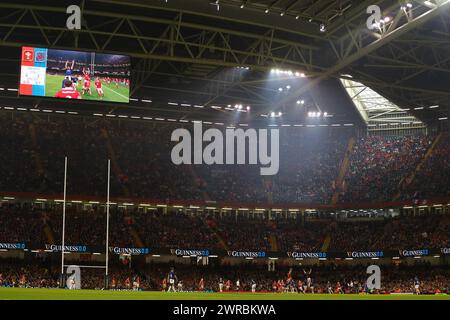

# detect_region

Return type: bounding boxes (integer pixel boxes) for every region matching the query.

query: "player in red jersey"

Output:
[19,274,26,288]
[82,67,91,95]
[162,278,167,292]
[115,78,119,89]
[287,268,293,284]
[198,278,204,292]
[272,280,277,292]
[225,279,231,291]
[54,80,81,99]
[335,281,344,294]
[276,280,281,292]
[298,279,304,293]
[95,78,104,100]
[126,78,129,87]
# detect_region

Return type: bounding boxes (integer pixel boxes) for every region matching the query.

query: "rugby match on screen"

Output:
[20,47,130,103]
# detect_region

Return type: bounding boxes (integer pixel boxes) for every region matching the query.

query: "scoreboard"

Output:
[19,47,48,96]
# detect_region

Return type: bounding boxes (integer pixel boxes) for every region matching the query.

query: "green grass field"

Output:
[45,74,130,103]
[0,288,448,300]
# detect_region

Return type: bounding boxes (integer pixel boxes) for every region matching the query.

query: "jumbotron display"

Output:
[19,47,130,103]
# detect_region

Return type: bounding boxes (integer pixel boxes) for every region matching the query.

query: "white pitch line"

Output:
[102,85,129,101]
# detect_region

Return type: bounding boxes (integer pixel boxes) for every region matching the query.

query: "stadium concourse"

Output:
[0,0,449,301]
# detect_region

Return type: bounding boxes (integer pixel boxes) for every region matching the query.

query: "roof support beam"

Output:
[275,0,450,108]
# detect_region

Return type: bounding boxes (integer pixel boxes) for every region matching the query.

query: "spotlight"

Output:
[271,112,275,117]
[286,85,291,90]
[401,3,412,10]
[240,3,244,8]
[383,16,391,23]
[300,73,306,78]
[297,100,305,105]
[278,88,283,92]
[265,8,269,14]
[246,106,251,111]
[278,112,282,116]
[324,112,328,117]
[280,12,285,16]
[320,24,326,32]
[295,15,300,20]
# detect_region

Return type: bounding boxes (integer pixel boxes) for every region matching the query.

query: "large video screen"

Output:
[19,47,130,103]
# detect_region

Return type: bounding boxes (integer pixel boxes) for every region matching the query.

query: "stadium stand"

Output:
[0,203,449,252]
[0,114,449,297]
[1,114,448,206]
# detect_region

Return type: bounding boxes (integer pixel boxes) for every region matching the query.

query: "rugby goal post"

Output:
[60,158,111,289]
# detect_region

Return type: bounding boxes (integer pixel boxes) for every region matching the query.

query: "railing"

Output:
[0,191,449,211]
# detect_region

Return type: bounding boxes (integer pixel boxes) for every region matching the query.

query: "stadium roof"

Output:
[340,78,426,130]
[0,0,449,127]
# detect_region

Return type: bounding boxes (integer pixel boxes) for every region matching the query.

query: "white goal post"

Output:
[60,158,111,289]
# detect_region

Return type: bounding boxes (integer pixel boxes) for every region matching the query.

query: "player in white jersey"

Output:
[68,274,76,290]
[218,278,224,293]
[303,268,314,293]
[414,276,421,295]
[177,280,183,292]
[235,279,240,292]
[251,280,257,293]
[133,277,140,291]
[327,281,333,294]
[348,280,354,294]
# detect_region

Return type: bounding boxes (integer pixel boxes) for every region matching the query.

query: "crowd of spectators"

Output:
[1,203,449,252]
[131,210,219,249]
[340,134,433,203]
[0,113,36,193]
[271,128,350,204]
[403,132,450,200]
[319,213,450,252]
[213,215,273,251]
[276,219,328,252]
[0,206,47,245]
[106,121,203,201]
[1,113,448,205]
